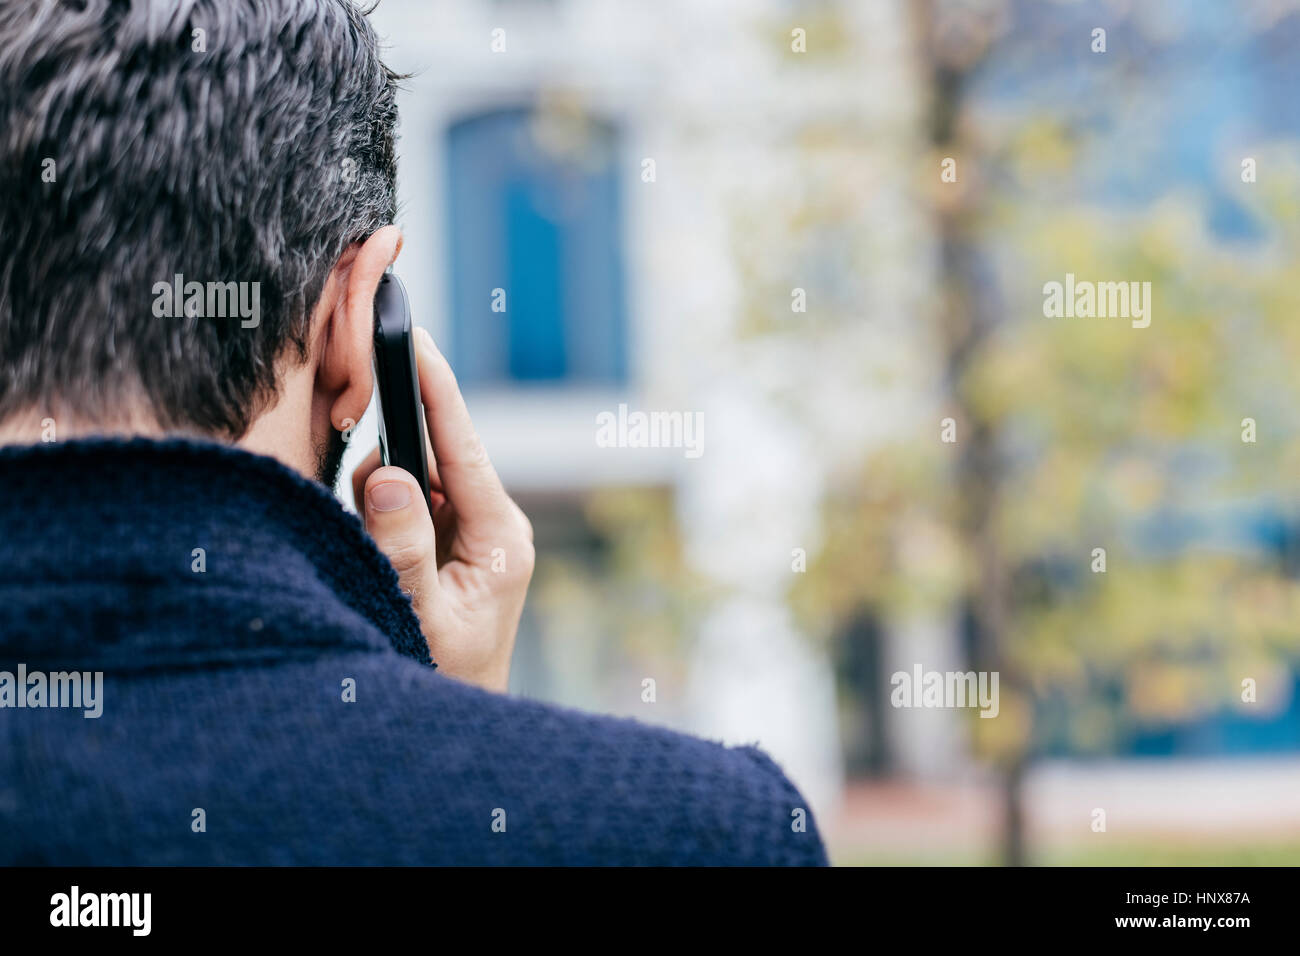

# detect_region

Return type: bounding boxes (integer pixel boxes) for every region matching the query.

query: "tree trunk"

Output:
[911,0,1027,866]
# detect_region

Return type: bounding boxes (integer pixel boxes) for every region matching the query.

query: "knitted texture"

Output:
[0,438,828,865]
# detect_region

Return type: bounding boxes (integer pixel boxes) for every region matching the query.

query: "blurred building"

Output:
[335,0,950,818]
[331,1,1300,863]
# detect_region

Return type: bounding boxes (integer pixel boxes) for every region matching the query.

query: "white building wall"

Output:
[350,0,951,819]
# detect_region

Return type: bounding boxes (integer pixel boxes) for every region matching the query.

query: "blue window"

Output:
[445,108,628,386]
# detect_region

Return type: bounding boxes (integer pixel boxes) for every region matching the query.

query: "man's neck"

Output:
[0,403,320,483]
[0,406,167,445]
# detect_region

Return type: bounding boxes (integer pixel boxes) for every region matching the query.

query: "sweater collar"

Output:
[0,437,432,671]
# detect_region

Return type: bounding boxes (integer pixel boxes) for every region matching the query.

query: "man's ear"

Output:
[317,225,403,432]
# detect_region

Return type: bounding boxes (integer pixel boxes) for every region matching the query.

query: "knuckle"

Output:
[488,538,533,584]
[465,437,492,470]
[515,538,536,579]
[382,534,433,575]
[514,505,534,543]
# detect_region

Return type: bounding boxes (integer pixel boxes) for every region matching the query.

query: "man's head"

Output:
[0,0,403,486]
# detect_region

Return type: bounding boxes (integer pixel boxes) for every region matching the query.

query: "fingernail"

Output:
[415,326,434,352]
[368,481,411,512]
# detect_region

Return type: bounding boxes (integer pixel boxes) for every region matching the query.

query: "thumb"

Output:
[363,465,441,609]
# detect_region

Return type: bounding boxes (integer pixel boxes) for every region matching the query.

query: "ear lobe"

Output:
[320,225,404,431]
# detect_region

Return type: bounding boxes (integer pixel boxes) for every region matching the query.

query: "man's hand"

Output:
[352,327,534,692]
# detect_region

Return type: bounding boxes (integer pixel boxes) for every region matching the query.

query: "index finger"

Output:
[413,326,513,529]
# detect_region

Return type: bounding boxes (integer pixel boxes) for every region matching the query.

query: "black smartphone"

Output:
[372,272,432,504]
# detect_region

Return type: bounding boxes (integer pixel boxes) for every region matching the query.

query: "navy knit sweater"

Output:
[0,438,827,865]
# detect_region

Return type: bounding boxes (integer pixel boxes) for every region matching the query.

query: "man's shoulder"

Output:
[348,654,830,865]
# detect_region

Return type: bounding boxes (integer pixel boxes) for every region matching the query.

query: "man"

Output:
[0,0,826,865]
